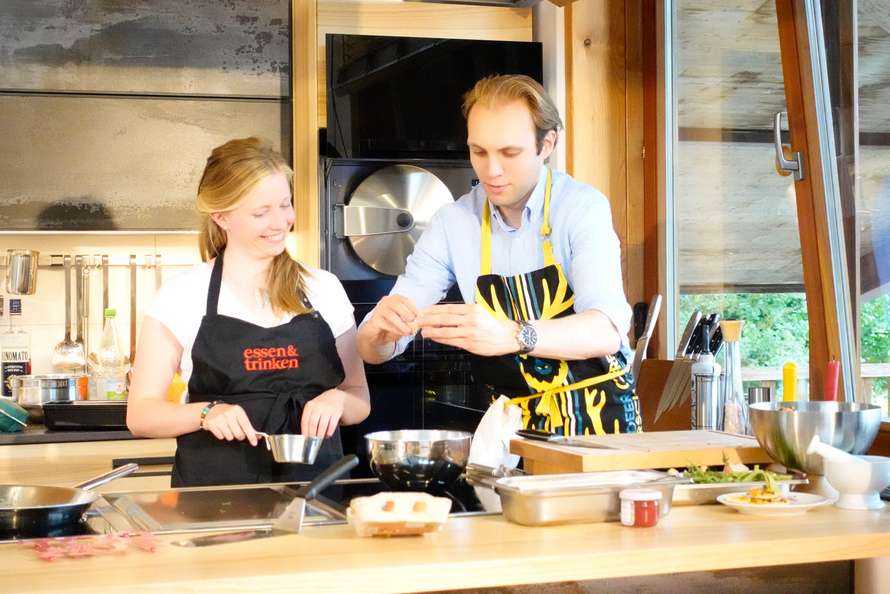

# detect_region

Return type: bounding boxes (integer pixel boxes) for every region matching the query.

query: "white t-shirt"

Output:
[146,260,354,390]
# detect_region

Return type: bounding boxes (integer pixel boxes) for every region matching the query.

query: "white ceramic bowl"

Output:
[823,455,890,510]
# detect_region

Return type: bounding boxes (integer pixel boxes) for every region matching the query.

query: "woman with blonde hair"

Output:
[128,137,369,486]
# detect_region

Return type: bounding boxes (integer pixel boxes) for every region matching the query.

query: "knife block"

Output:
[636,359,691,432]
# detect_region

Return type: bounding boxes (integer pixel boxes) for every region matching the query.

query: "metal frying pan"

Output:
[0,463,138,537]
[338,164,454,276]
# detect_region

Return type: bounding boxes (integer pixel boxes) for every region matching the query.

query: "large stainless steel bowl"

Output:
[365,429,472,492]
[749,401,882,474]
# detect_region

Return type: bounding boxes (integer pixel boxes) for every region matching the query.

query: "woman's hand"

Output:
[301,389,347,438]
[202,403,259,446]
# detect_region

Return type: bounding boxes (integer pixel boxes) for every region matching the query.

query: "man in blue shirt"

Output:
[356,75,641,435]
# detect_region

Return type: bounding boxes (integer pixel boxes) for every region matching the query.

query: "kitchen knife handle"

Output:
[516,428,555,442]
[295,454,359,500]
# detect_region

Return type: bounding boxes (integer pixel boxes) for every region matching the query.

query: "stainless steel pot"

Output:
[5,249,39,295]
[12,374,88,407]
[257,432,323,464]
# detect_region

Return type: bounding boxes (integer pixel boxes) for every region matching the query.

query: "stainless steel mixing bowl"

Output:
[365,429,473,492]
[258,433,323,464]
[749,401,882,474]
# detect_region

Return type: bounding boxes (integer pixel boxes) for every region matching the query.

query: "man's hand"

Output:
[362,295,419,343]
[417,304,520,357]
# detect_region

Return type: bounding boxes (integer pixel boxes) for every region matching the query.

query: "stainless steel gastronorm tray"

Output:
[672,478,809,506]
[493,470,690,526]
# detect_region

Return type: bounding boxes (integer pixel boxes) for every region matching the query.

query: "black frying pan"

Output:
[0,463,138,538]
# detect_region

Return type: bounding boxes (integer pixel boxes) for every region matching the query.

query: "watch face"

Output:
[519,323,537,352]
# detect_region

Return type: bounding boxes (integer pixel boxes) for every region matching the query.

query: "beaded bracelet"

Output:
[199,400,222,429]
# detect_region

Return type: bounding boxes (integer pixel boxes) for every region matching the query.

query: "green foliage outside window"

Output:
[678,293,889,408]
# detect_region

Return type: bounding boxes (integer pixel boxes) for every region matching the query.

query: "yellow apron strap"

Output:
[480,200,493,276]
[508,365,630,407]
[540,169,556,267]
[479,168,554,278]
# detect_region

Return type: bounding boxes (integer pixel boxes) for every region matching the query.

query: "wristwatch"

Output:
[516,321,537,354]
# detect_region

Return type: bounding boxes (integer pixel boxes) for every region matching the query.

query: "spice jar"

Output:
[619,488,662,528]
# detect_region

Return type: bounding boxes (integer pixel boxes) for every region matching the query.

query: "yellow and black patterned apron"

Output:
[472,169,642,436]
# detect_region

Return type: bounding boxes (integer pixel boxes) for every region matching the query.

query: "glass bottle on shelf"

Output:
[720,320,747,434]
[1,298,31,399]
[89,308,129,400]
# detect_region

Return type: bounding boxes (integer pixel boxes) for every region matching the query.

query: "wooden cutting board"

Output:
[509,430,772,475]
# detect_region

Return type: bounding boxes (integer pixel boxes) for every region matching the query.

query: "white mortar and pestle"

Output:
[807,435,890,510]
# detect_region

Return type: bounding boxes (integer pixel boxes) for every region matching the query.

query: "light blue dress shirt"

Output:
[386,165,633,357]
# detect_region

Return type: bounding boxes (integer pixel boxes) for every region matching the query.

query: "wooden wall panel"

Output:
[292,0,320,265]
[565,0,646,313]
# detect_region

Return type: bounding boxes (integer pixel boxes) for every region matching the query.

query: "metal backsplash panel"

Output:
[0,0,290,97]
[0,1,291,231]
[0,95,290,231]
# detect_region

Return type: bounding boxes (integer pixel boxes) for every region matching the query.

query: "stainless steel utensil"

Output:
[631,293,662,379]
[5,249,39,295]
[749,401,883,474]
[257,432,323,464]
[52,256,86,372]
[493,470,689,526]
[516,428,616,450]
[171,455,359,546]
[365,429,472,492]
[73,255,85,365]
[129,255,137,364]
[101,255,109,312]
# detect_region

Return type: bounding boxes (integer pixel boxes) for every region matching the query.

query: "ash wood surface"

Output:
[0,439,176,488]
[511,430,771,474]
[1,503,888,593]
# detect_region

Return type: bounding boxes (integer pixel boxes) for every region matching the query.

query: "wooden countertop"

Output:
[0,425,136,446]
[2,503,888,593]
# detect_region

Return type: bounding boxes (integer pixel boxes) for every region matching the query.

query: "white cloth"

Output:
[146,260,354,392]
[467,395,522,470]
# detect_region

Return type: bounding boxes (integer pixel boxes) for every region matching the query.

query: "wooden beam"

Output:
[292,0,320,266]
[642,0,660,357]
[565,0,646,313]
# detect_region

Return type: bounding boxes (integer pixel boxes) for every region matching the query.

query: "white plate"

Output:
[716,491,831,516]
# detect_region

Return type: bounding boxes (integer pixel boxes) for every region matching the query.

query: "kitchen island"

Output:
[0,501,885,593]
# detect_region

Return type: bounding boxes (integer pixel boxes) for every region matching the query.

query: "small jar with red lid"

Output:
[619,488,662,528]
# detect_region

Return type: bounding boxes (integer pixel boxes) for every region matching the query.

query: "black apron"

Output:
[171,252,346,487]
[471,169,641,436]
